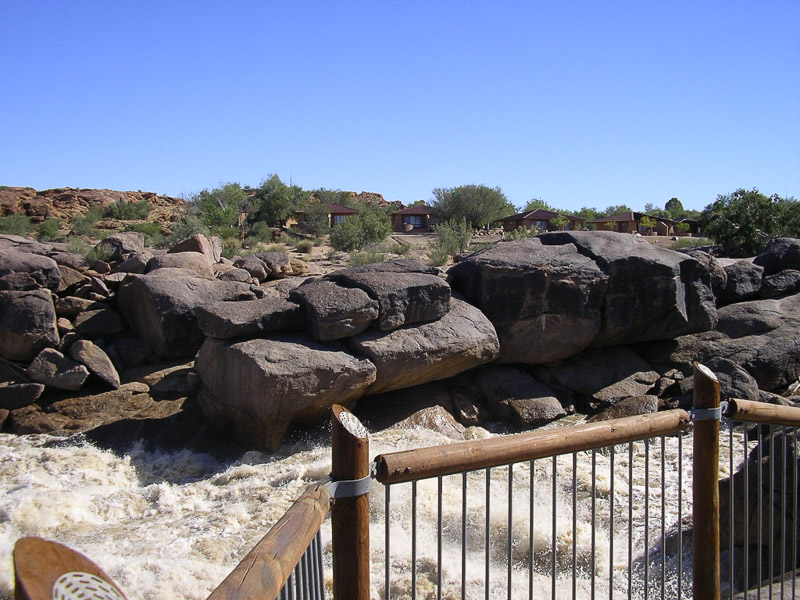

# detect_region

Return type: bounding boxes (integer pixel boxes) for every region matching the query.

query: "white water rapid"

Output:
[1,420,742,600]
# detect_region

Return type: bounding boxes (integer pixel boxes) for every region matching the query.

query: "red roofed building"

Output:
[390,205,433,232]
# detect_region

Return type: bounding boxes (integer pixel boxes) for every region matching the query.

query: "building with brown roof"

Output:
[496,209,585,232]
[390,205,434,232]
[587,212,676,236]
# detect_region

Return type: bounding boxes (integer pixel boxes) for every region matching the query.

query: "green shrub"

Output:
[349,250,385,266]
[506,226,539,241]
[37,218,63,241]
[669,237,709,250]
[169,213,209,243]
[295,240,314,254]
[66,236,92,257]
[124,222,167,248]
[429,247,451,266]
[71,205,104,238]
[263,243,287,253]
[221,236,244,259]
[246,221,274,243]
[0,214,34,236]
[104,199,152,220]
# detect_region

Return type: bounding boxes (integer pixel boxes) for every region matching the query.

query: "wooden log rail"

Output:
[726,397,800,427]
[206,483,330,600]
[374,409,691,485]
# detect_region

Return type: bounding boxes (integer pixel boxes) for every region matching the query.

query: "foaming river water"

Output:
[0,422,742,599]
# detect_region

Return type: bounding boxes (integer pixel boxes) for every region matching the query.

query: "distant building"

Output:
[294,202,359,229]
[496,209,585,232]
[587,211,676,236]
[390,205,433,233]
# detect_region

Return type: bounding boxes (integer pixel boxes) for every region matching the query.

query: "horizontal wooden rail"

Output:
[374,409,691,484]
[206,483,330,600]
[726,397,800,427]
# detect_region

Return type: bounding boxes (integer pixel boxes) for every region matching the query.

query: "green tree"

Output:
[432,184,515,229]
[665,197,685,219]
[192,183,251,234]
[639,215,657,230]
[701,188,800,255]
[600,204,633,217]
[254,174,294,227]
[550,214,568,230]
[523,197,555,212]
[329,207,391,251]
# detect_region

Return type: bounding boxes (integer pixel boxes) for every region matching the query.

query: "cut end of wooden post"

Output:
[332,404,369,440]
[694,362,718,382]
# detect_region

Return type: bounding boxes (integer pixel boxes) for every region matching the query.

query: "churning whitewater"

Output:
[1,422,740,600]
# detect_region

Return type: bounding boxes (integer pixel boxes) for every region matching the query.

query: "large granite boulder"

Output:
[26,348,90,391]
[539,231,718,346]
[196,334,377,451]
[117,268,261,358]
[0,249,61,290]
[0,289,59,361]
[289,279,379,340]
[753,238,800,275]
[474,365,567,428]
[346,296,499,395]
[146,252,215,279]
[255,252,292,279]
[168,234,221,263]
[93,232,145,262]
[233,255,271,282]
[681,249,728,303]
[721,260,763,303]
[534,346,660,406]
[448,237,607,364]
[195,296,305,339]
[639,293,800,392]
[327,269,451,331]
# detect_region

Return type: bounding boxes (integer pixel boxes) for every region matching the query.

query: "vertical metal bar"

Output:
[529,459,535,600]
[462,472,467,600]
[792,428,800,598]
[589,448,597,600]
[486,467,491,600]
[793,428,797,600]
[316,532,325,600]
[609,445,615,600]
[678,433,683,600]
[743,423,749,596]
[781,427,787,599]
[385,484,391,600]
[645,439,650,600]
[628,442,633,600]
[412,480,418,600]
[769,426,775,598]
[730,422,735,599]
[287,572,295,600]
[438,476,443,600]
[508,463,514,600]
[572,452,577,600]
[661,435,666,600]
[298,542,307,600]
[757,426,763,599]
[552,455,557,600]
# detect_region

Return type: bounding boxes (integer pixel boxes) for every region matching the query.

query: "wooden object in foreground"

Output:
[206,483,330,600]
[693,362,721,600]
[13,536,128,600]
[727,397,800,427]
[331,404,371,600]
[374,409,691,484]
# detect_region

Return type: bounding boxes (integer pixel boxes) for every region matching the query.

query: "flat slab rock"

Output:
[289,279,379,340]
[195,296,304,339]
[347,296,499,396]
[196,334,377,451]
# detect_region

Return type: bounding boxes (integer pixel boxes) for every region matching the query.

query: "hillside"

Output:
[0,186,186,225]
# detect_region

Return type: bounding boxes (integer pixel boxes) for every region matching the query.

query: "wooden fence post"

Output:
[331,404,371,599]
[693,362,721,600]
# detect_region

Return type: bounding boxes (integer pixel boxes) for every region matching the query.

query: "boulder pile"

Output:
[1,230,799,452]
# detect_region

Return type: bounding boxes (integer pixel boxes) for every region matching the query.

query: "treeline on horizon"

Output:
[1,175,798,258]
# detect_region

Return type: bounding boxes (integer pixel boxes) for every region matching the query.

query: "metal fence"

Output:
[216,365,800,600]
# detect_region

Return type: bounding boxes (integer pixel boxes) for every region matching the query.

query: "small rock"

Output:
[0,383,45,410]
[69,339,121,389]
[26,348,90,391]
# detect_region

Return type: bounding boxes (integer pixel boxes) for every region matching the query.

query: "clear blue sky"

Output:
[1,1,798,213]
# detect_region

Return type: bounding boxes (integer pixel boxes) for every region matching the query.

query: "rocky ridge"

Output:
[0,230,798,455]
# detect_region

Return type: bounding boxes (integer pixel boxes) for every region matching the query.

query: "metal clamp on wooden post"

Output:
[691,401,728,422]
[324,469,374,500]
